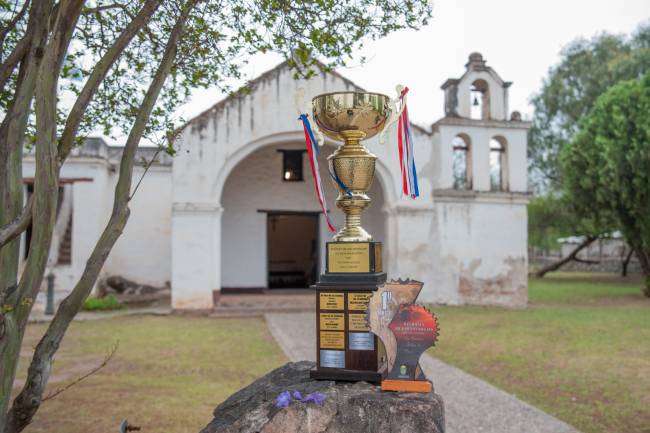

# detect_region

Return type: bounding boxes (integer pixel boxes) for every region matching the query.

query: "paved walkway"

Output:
[266,312,580,433]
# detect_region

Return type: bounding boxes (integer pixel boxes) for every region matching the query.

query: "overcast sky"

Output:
[176,0,650,129]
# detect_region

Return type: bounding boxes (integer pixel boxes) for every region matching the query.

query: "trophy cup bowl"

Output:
[312,92,391,242]
[312,92,390,141]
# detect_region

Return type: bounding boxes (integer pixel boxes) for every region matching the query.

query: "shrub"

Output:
[82,295,124,311]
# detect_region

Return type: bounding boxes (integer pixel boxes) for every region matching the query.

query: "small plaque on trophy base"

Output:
[381,379,432,393]
[318,242,385,285]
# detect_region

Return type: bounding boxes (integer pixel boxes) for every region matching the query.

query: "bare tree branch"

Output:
[81,3,128,15]
[0,196,32,248]
[573,257,600,265]
[58,0,163,164]
[0,0,162,249]
[0,2,81,430]
[0,0,30,50]
[533,236,597,278]
[0,34,30,91]
[129,148,161,200]
[0,0,53,425]
[42,342,118,402]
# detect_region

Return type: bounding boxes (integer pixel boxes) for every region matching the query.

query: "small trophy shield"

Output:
[367,279,439,393]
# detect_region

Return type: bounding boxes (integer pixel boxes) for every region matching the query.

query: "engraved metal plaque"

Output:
[328,243,370,273]
[348,313,370,331]
[320,331,345,349]
[320,313,345,331]
[348,292,372,311]
[349,332,374,351]
[320,350,345,368]
[319,292,344,310]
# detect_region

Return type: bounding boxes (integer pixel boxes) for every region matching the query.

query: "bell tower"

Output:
[441,52,512,121]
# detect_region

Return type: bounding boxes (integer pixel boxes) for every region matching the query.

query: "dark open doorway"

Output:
[267,212,319,289]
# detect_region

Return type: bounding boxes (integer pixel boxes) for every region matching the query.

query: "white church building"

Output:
[22,53,531,310]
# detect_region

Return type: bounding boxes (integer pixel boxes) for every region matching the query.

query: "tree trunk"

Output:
[635,249,650,298]
[621,248,634,277]
[0,1,54,428]
[4,2,196,430]
[534,236,597,278]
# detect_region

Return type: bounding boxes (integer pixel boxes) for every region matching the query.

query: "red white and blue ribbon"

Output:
[397,87,419,199]
[299,114,335,232]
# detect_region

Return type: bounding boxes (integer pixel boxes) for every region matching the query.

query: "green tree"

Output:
[561,72,650,296]
[529,22,650,191]
[0,1,432,432]
[528,195,574,253]
[528,194,610,277]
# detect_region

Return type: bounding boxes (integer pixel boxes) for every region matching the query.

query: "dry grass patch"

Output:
[17,315,287,433]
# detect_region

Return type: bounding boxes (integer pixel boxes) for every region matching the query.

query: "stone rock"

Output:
[199,361,445,433]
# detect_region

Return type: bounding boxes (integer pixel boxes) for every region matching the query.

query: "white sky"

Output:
[175,0,650,129]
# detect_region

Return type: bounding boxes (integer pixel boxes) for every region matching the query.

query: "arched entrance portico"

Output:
[219,139,388,292]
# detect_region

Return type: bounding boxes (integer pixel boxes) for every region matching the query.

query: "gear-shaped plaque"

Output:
[367,279,439,393]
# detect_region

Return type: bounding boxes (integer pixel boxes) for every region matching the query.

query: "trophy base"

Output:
[317,272,386,286]
[310,366,386,384]
[312,240,386,383]
[381,379,433,393]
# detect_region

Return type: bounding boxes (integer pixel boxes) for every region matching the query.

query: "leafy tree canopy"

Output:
[528,194,578,252]
[561,71,650,294]
[528,21,650,192]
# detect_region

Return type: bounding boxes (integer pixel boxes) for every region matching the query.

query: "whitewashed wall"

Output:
[105,165,172,286]
[22,152,172,307]
[430,196,528,307]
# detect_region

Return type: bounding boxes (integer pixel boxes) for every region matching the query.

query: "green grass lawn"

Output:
[429,272,650,433]
[18,316,287,433]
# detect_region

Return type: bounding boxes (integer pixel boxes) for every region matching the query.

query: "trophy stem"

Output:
[328,130,376,242]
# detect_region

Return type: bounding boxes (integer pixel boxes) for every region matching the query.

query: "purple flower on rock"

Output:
[275,391,291,408]
[275,390,326,408]
[302,392,326,405]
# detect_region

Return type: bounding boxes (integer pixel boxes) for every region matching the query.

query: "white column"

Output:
[171,202,222,310]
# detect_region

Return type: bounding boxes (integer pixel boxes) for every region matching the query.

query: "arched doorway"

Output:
[220,142,386,291]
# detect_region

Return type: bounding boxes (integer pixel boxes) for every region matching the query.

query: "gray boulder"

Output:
[200,361,445,433]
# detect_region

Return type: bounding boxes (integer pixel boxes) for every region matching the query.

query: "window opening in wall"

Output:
[278,149,305,181]
[452,135,471,189]
[470,79,490,120]
[489,137,507,191]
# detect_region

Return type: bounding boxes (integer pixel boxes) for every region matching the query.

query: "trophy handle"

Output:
[295,87,325,146]
[379,84,407,145]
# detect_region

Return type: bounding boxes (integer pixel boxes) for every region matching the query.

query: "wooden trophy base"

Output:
[311,241,386,384]
[381,379,433,393]
[310,366,385,384]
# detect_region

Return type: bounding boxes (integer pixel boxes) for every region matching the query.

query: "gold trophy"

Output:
[312,92,390,242]
[309,91,399,383]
